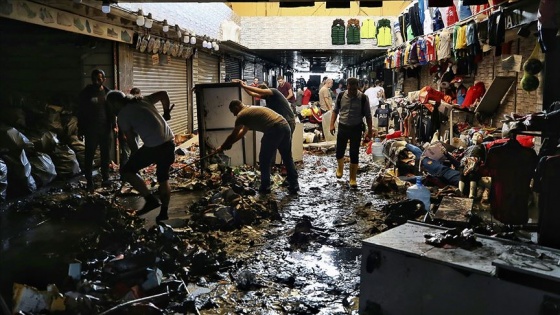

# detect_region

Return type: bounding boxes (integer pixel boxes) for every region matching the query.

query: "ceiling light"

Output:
[144,13,153,29]
[190,34,196,45]
[101,1,111,14]
[136,9,144,26]
[175,25,181,39]
[183,35,189,44]
[162,19,169,33]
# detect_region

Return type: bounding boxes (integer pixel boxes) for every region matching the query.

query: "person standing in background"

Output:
[319,78,334,113]
[302,85,312,105]
[78,69,113,192]
[277,75,296,113]
[250,77,261,105]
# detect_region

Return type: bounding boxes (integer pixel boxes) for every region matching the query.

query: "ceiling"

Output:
[39,0,388,72]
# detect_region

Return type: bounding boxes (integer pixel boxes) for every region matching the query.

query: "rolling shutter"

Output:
[225,56,241,81]
[243,62,255,80]
[192,51,220,132]
[132,52,188,134]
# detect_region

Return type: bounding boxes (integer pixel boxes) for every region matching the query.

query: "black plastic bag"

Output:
[3,151,37,199]
[0,158,7,202]
[28,152,57,187]
[35,131,60,154]
[67,135,85,169]
[51,144,81,178]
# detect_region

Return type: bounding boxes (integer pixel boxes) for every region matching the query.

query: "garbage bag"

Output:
[51,145,81,178]
[0,158,7,202]
[3,151,37,199]
[28,152,57,187]
[0,127,35,153]
[35,131,60,154]
[46,105,64,134]
[67,135,85,169]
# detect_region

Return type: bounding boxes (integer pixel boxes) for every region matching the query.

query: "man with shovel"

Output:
[106,90,174,222]
[216,100,300,194]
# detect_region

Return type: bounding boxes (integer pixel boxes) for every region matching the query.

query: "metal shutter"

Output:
[224,56,241,81]
[192,51,219,132]
[243,62,255,80]
[132,52,188,134]
[254,63,264,82]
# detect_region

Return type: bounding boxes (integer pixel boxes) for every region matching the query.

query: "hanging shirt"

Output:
[425,34,436,61]
[455,24,468,49]
[423,8,434,35]
[446,5,459,27]
[375,107,390,127]
[433,8,445,31]
[438,28,452,60]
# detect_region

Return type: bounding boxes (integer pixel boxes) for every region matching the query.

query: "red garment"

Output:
[484,136,534,151]
[302,89,312,105]
[250,83,260,101]
[446,5,459,27]
[419,86,445,104]
[461,82,485,108]
[425,35,436,62]
[277,81,295,103]
[386,130,403,139]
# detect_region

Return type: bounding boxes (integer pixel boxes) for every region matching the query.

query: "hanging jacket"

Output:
[433,8,445,31]
[331,19,346,45]
[361,19,377,38]
[347,18,361,44]
[377,18,393,47]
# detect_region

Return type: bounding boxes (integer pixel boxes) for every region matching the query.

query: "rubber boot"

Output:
[458,181,466,196]
[469,181,477,199]
[336,158,344,179]
[349,163,358,188]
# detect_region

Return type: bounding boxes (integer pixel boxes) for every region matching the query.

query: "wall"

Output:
[231,1,411,17]
[241,16,395,50]
[399,31,544,128]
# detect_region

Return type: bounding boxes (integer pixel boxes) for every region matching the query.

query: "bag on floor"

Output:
[51,145,81,178]
[0,158,7,202]
[28,152,57,187]
[3,150,37,199]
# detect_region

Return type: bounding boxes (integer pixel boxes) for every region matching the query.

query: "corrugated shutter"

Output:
[254,63,264,82]
[225,56,241,81]
[192,51,219,132]
[132,52,188,134]
[243,62,255,80]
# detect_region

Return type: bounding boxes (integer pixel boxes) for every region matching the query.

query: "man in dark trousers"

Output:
[329,77,373,188]
[216,100,299,194]
[106,90,175,222]
[78,69,113,192]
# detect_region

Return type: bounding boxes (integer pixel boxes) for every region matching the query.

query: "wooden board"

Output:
[434,196,473,223]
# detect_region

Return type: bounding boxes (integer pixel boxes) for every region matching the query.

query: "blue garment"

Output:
[259,124,299,191]
[433,8,445,31]
[458,0,472,20]
[406,143,460,185]
[419,0,425,25]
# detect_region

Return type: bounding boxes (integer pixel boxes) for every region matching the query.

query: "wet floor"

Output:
[0,149,435,313]
[0,152,394,314]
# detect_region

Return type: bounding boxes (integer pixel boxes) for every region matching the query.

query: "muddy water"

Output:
[0,150,394,314]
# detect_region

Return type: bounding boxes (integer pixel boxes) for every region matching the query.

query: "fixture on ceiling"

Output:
[162,19,169,33]
[101,0,111,14]
[190,33,197,45]
[175,25,181,39]
[144,13,153,29]
[135,9,144,26]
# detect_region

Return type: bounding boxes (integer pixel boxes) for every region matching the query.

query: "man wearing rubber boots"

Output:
[330,77,373,188]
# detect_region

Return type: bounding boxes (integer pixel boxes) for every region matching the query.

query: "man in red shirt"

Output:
[277,75,296,113]
[250,77,261,105]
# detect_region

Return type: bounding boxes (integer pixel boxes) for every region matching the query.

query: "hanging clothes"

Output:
[331,19,346,45]
[394,20,404,46]
[488,10,506,56]
[377,19,393,47]
[433,8,445,31]
[428,0,454,7]
[347,19,361,44]
[423,7,434,35]
[485,138,538,225]
[446,5,459,27]
[360,19,377,39]
[437,28,453,60]
[457,0,473,20]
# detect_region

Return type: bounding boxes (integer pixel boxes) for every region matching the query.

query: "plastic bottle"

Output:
[406,176,431,211]
[371,138,384,162]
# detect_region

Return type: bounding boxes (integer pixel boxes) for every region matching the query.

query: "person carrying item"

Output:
[216,100,300,195]
[78,69,113,192]
[106,90,175,222]
[329,77,373,188]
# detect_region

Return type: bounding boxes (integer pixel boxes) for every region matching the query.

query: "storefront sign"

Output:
[0,1,133,44]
